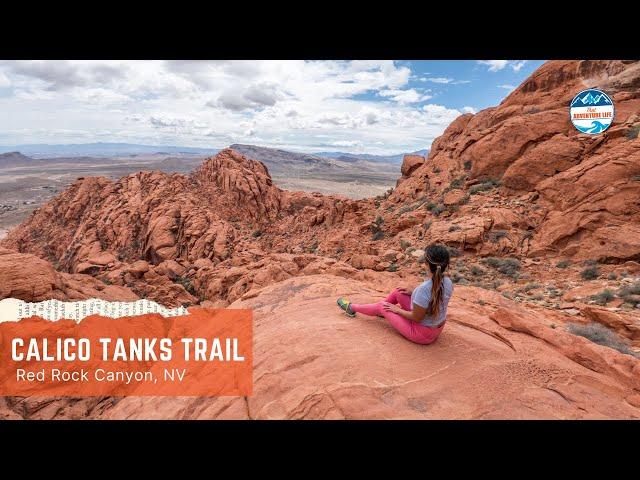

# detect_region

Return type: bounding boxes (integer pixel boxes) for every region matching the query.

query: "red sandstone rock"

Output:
[400,154,425,177]
[2,60,640,419]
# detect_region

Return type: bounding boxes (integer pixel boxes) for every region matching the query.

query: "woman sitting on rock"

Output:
[337,243,453,345]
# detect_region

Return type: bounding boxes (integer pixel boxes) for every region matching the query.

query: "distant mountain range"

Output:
[0,151,35,167]
[229,144,342,174]
[0,142,429,166]
[0,142,215,158]
[314,149,429,164]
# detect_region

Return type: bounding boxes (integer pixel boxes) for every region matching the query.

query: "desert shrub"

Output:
[626,125,640,140]
[449,175,467,190]
[370,216,385,240]
[481,257,521,277]
[449,225,461,232]
[608,272,618,280]
[522,282,541,293]
[469,179,499,195]
[488,230,509,243]
[530,294,544,301]
[463,160,472,171]
[619,270,629,278]
[400,239,412,250]
[556,260,570,269]
[175,276,196,296]
[590,289,615,305]
[387,263,399,272]
[426,202,437,211]
[581,266,600,280]
[252,230,262,238]
[583,259,598,266]
[470,265,486,276]
[432,204,446,216]
[567,323,636,356]
[548,288,561,298]
[618,281,640,304]
[399,204,415,214]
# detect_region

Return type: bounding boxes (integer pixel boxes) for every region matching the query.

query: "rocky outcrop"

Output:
[3,274,637,419]
[1,60,640,419]
[0,247,137,302]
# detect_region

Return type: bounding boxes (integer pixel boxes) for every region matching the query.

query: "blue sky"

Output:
[0,60,546,154]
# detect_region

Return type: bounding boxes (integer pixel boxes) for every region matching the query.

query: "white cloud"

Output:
[462,106,477,114]
[498,84,516,91]
[511,61,527,72]
[379,88,431,104]
[0,72,11,87]
[0,60,472,154]
[478,60,527,72]
[420,77,470,85]
[478,60,509,71]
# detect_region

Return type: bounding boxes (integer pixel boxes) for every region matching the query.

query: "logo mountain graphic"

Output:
[571,90,612,107]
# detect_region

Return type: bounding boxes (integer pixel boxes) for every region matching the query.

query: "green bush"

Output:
[470,265,485,276]
[398,204,414,214]
[488,230,509,243]
[590,289,615,305]
[556,260,570,269]
[400,239,412,250]
[567,323,636,357]
[449,175,467,189]
[372,231,385,241]
[626,125,640,140]
[252,230,262,238]
[581,266,600,280]
[387,263,399,272]
[522,282,541,293]
[432,204,446,216]
[481,257,521,278]
[463,160,472,171]
[175,276,196,296]
[469,179,499,195]
[618,281,640,304]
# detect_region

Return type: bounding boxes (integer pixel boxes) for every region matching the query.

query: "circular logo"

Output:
[570,88,615,134]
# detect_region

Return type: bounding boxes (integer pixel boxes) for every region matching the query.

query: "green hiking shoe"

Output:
[336,297,356,317]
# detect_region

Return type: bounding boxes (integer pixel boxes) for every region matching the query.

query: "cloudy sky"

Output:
[0,60,544,155]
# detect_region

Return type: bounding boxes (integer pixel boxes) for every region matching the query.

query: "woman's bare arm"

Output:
[382,302,427,323]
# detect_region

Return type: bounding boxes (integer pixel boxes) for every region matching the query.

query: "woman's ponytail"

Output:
[428,264,444,318]
[425,244,450,318]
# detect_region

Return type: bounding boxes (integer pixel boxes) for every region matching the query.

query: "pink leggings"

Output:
[351,287,445,345]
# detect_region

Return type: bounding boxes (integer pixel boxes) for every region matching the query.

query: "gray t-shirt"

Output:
[410,277,454,327]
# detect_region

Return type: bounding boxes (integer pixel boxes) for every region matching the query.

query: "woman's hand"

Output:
[382,302,403,314]
[397,287,413,296]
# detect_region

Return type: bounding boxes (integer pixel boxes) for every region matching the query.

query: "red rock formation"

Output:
[2,275,638,419]
[1,60,640,419]
[0,247,137,302]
